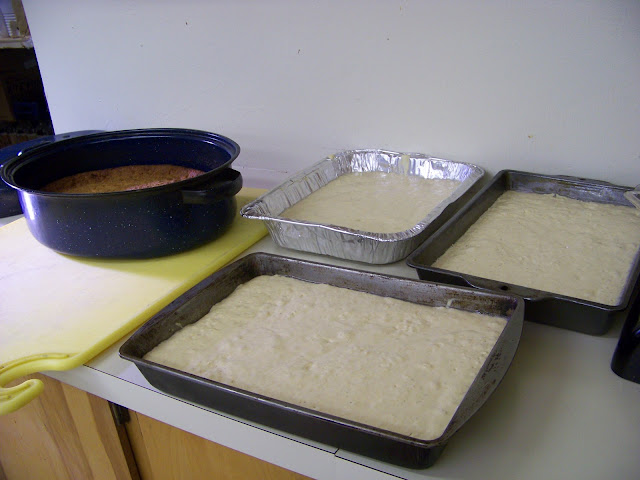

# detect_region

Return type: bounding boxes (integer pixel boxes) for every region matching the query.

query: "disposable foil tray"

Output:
[406,170,640,335]
[240,149,484,264]
[119,252,523,469]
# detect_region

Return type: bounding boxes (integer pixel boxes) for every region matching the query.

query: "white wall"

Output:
[21,0,640,187]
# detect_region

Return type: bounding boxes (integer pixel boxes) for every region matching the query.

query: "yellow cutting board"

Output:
[0,188,267,415]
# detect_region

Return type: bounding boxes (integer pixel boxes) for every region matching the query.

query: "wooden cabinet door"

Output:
[0,374,310,480]
[126,410,311,480]
[0,373,138,480]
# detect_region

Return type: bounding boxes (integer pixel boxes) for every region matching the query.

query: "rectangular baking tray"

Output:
[240,149,484,264]
[406,170,640,335]
[119,252,523,469]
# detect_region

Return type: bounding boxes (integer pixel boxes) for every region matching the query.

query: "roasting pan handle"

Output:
[181,168,243,204]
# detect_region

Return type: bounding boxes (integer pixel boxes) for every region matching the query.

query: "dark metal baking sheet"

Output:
[119,252,523,469]
[406,170,640,335]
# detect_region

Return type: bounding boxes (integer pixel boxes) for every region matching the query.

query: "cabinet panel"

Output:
[126,411,311,480]
[0,374,136,480]
[1,374,311,480]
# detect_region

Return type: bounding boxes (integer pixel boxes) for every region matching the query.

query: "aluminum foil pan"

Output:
[240,149,485,264]
[625,185,640,210]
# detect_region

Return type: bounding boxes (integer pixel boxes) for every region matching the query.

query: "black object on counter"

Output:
[611,285,640,384]
[0,128,242,258]
[120,252,524,469]
[406,170,640,336]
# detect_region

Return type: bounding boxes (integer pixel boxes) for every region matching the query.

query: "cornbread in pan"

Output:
[144,274,506,440]
[42,164,204,193]
[280,171,460,233]
[433,190,640,305]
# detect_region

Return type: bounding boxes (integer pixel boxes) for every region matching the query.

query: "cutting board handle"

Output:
[0,354,71,415]
[0,379,44,415]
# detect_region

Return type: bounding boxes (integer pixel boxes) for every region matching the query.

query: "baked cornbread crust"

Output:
[281,172,461,233]
[144,274,506,440]
[433,191,640,305]
[42,164,205,193]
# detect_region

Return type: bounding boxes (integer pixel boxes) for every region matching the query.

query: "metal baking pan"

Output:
[119,252,523,469]
[240,149,484,264]
[406,170,640,335]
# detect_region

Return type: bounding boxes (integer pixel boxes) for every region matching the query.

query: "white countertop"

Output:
[34,235,638,480]
[2,212,637,479]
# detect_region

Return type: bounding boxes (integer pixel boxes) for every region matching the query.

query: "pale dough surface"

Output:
[281,172,460,233]
[145,275,506,440]
[433,191,640,305]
